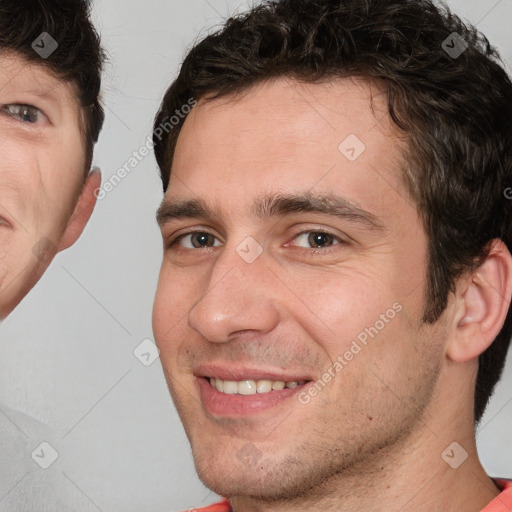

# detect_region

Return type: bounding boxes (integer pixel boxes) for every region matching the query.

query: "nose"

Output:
[187,242,281,343]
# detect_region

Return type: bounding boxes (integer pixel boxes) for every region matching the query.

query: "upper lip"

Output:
[195,363,314,382]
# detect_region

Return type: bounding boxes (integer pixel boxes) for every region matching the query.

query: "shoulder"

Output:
[183,499,232,512]
[482,478,512,511]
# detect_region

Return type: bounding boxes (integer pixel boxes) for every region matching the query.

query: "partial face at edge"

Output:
[0,52,87,318]
[153,78,447,499]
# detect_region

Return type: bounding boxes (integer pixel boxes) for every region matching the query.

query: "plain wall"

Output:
[0,1,511,510]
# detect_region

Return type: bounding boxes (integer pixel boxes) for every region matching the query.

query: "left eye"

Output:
[174,232,222,249]
[292,231,342,249]
[2,104,45,123]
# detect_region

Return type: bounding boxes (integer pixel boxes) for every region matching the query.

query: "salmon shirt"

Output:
[186,478,512,512]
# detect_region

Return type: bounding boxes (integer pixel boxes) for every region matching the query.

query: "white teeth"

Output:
[222,380,238,394]
[209,378,306,395]
[256,380,272,393]
[214,378,224,392]
[238,380,257,395]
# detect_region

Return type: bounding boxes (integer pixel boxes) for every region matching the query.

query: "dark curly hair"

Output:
[153,0,512,424]
[0,0,105,172]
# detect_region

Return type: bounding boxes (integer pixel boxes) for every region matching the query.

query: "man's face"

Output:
[153,78,448,498]
[0,52,90,318]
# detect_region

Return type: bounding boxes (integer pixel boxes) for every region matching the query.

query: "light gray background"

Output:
[0,0,511,510]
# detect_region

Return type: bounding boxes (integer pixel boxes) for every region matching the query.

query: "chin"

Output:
[196,466,279,500]
[192,443,268,497]
[191,441,318,501]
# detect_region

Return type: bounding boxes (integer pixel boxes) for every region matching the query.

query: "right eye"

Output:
[2,104,46,124]
[170,231,222,249]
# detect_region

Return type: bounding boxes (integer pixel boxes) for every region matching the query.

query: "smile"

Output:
[197,376,312,416]
[208,377,309,396]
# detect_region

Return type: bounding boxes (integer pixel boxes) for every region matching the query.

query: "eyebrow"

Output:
[156,193,384,231]
[2,75,68,104]
[22,85,68,105]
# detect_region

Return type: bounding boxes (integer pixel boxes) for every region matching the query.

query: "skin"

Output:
[153,78,512,511]
[0,52,100,319]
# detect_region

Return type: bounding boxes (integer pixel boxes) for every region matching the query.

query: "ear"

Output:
[446,239,512,363]
[58,168,101,252]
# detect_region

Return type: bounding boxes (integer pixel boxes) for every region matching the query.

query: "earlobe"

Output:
[447,240,512,363]
[58,167,102,252]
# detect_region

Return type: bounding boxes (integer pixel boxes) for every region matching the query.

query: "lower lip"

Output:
[197,377,309,416]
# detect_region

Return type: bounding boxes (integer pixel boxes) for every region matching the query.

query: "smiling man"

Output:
[0,0,104,320]
[152,1,512,511]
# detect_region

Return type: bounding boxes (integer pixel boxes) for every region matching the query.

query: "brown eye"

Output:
[307,232,336,248]
[190,233,217,248]
[291,231,341,249]
[172,232,221,249]
[3,104,43,123]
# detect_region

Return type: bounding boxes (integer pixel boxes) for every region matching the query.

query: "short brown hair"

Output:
[153,0,512,424]
[0,0,105,171]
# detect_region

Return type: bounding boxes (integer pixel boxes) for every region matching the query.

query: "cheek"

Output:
[278,263,394,344]
[0,144,41,223]
[278,262,428,395]
[1,139,84,234]
[42,145,85,220]
[153,263,198,348]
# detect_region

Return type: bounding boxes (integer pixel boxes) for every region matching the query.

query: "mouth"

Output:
[208,377,309,395]
[196,374,313,416]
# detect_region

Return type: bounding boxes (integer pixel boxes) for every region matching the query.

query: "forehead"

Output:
[0,50,79,106]
[173,78,401,176]
[197,78,382,141]
[168,78,412,222]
